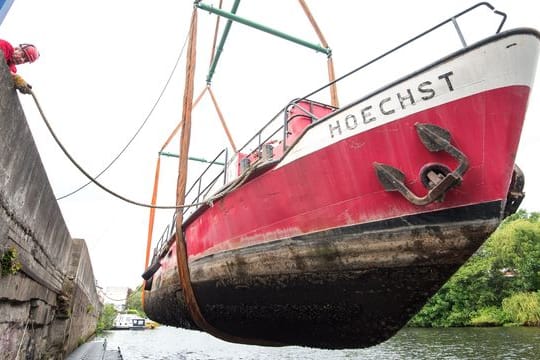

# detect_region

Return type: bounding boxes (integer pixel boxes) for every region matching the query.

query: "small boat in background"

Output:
[130,317,146,330]
[112,314,146,330]
[112,314,132,330]
[142,2,539,349]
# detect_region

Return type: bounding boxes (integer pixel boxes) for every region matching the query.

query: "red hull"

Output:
[144,29,539,349]
[182,86,528,261]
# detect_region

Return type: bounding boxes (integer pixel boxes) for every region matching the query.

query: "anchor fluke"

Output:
[374,163,406,192]
[373,123,469,206]
[415,123,452,152]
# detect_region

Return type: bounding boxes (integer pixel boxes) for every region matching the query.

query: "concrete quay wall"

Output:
[62,239,103,355]
[0,61,101,358]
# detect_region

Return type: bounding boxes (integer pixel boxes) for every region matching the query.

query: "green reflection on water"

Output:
[101,326,540,360]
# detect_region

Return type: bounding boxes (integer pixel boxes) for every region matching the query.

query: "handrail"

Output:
[184,148,227,196]
[153,211,177,260]
[153,98,329,260]
[183,170,227,215]
[302,2,506,100]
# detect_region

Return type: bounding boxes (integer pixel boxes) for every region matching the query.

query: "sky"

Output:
[1,0,540,289]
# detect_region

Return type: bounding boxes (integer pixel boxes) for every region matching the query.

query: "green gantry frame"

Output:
[196,0,332,84]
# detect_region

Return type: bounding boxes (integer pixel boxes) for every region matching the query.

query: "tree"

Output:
[409,210,540,327]
[502,292,540,326]
[97,304,117,333]
[409,253,496,327]
[486,218,540,292]
[125,286,145,317]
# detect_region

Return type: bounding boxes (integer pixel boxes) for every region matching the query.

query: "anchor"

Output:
[374,123,469,206]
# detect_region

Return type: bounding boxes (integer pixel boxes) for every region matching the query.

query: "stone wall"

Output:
[63,239,102,355]
[0,58,101,358]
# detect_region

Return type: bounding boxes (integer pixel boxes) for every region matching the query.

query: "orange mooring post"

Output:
[297,0,339,107]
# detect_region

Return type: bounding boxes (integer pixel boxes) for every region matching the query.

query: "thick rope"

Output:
[174,4,199,338]
[30,83,269,319]
[56,29,191,201]
[298,0,329,48]
[160,86,208,152]
[29,90,203,210]
[327,57,339,107]
[143,84,209,302]
[209,0,224,68]
[208,86,237,152]
[297,0,339,107]
[172,7,282,347]
[142,156,162,305]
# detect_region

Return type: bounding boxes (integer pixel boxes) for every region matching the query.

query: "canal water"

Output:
[99,326,540,359]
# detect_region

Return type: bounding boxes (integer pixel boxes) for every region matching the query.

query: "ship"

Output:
[112,314,146,330]
[142,2,539,349]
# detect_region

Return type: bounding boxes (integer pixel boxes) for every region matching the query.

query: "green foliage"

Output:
[486,217,540,292]
[125,286,146,318]
[1,247,22,276]
[502,292,540,326]
[501,209,540,224]
[96,304,117,333]
[77,337,85,347]
[409,210,540,328]
[469,307,505,326]
[409,254,498,327]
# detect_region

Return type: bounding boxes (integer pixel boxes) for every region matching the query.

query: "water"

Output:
[99,326,540,359]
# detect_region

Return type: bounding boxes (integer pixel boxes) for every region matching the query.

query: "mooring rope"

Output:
[26,90,234,209]
[56,30,191,201]
[28,88,265,212]
[29,90,203,210]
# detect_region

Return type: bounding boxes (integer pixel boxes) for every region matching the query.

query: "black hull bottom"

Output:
[144,201,503,349]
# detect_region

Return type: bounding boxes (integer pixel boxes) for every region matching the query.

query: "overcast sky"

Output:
[2,0,539,289]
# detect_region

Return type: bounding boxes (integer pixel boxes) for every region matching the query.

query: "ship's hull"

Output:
[145,201,502,348]
[144,29,539,349]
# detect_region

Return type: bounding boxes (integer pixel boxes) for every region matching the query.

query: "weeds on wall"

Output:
[1,246,21,276]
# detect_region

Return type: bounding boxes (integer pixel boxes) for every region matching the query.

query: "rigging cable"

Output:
[101,289,140,302]
[55,30,190,201]
[28,88,257,210]
[29,89,202,210]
